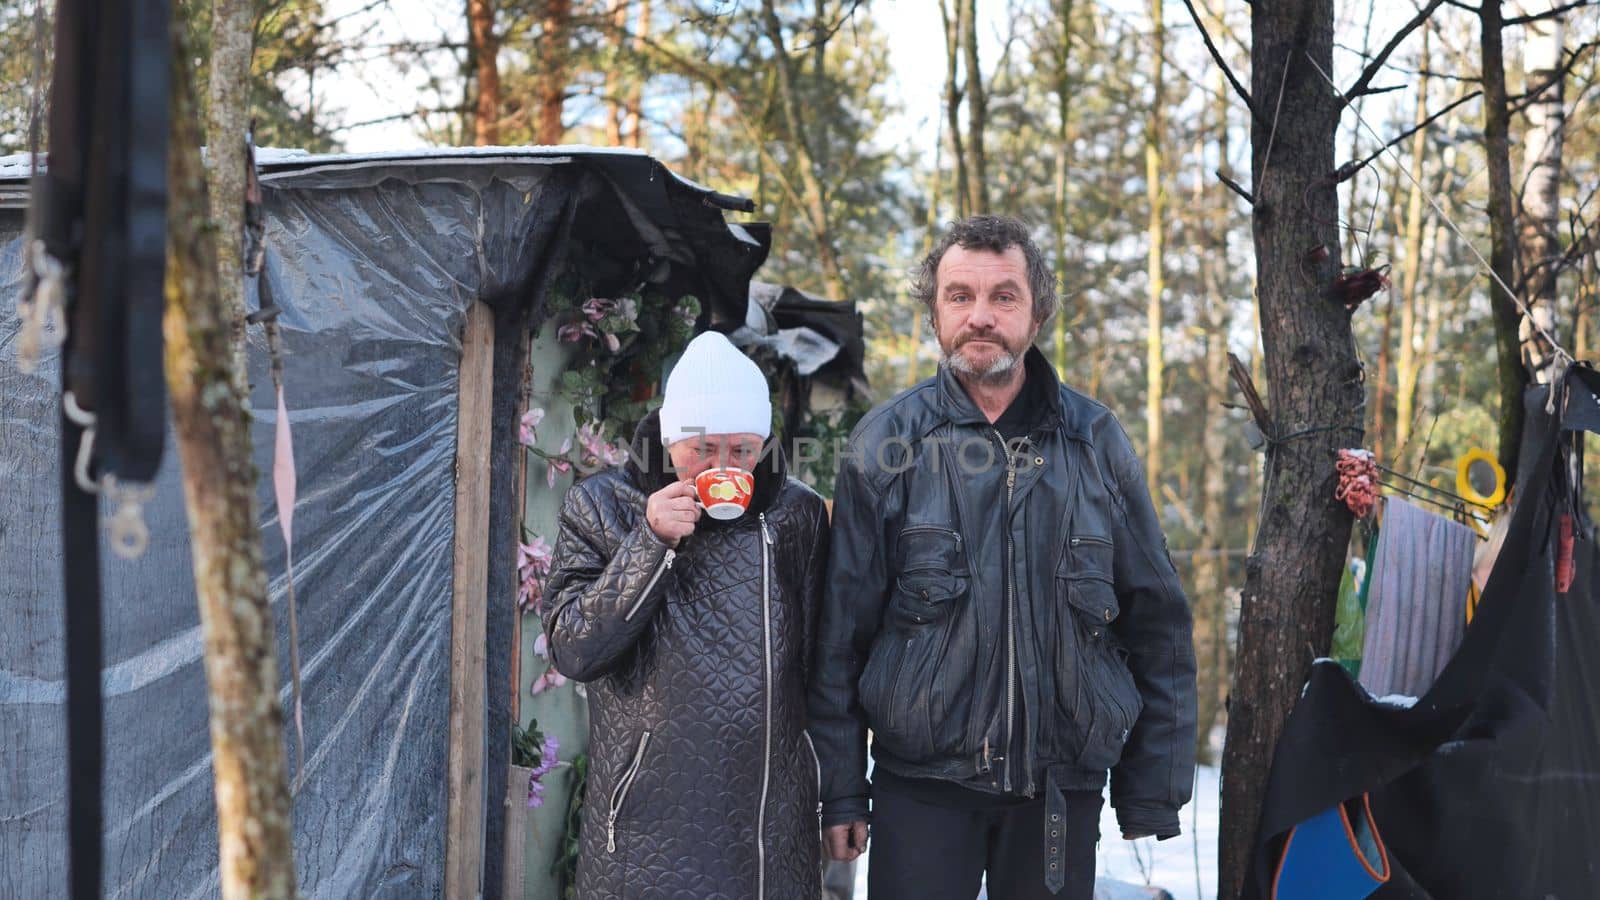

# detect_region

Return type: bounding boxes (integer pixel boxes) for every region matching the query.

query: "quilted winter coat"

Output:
[543,411,829,899]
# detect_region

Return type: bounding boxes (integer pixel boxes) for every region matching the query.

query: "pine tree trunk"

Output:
[1518,12,1564,381]
[537,0,571,144]
[962,0,986,214]
[1193,65,1233,768]
[1051,0,1077,381]
[1578,255,1597,360]
[625,0,650,147]
[1576,255,1594,359]
[1394,48,1430,452]
[758,0,845,300]
[469,0,500,145]
[1481,0,1527,479]
[910,124,945,387]
[940,0,968,217]
[1144,0,1166,489]
[205,0,254,376]
[167,22,297,900]
[1371,277,1394,459]
[605,1,627,145]
[1218,2,1359,896]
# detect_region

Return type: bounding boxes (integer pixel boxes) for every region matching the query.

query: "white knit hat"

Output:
[660,332,772,446]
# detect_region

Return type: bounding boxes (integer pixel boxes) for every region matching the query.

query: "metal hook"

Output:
[18,240,67,374]
[62,391,100,494]
[104,476,154,560]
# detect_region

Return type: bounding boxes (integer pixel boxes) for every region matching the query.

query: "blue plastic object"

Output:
[1272,794,1390,899]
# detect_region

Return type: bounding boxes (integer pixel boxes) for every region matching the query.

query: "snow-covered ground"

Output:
[1091,764,1220,900]
[849,764,1220,900]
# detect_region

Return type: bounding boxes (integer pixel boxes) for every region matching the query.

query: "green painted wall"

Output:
[516,322,589,900]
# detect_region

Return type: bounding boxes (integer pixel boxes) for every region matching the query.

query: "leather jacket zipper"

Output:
[897,525,964,558]
[605,730,652,852]
[757,513,775,900]
[993,428,1018,793]
[624,544,676,621]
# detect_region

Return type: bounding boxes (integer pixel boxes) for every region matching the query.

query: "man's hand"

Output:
[646,481,701,547]
[824,821,869,862]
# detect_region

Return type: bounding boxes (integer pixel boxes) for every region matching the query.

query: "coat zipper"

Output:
[757,513,775,900]
[993,428,1018,793]
[897,526,963,575]
[802,730,824,841]
[624,544,676,621]
[1067,535,1115,725]
[605,730,652,852]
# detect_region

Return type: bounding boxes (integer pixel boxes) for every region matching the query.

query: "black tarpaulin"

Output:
[1246,367,1600,899]
[0,148,768,898]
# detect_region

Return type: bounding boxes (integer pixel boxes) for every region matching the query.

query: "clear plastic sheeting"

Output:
[0,159,586,897]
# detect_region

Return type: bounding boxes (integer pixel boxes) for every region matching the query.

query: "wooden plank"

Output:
[510,333,533,727]
[446,300,495,899]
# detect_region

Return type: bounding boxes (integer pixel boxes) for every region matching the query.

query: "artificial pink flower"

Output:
[517,536,555,611]
[529,665,569,697]
[558,322,596,343]
[575,422,627,469]
[582,297,614,323]
[519,407,545,446]
[547,436,573,489]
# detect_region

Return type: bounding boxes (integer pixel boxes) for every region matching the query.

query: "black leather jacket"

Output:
[543,412,828,899]
[808,349,1197,841]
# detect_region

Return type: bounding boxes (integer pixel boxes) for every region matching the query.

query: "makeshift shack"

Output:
[0,147,768,898]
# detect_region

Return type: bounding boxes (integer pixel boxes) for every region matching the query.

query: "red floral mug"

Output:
[694,467,754,520]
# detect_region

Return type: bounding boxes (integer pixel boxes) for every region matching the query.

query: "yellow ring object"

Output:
[1456,448,1506,509]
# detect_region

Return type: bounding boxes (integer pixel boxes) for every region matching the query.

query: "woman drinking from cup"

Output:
[542,331,830,899]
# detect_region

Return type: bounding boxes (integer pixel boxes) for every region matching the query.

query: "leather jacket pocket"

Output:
[858,526,969,761]
[1054,537,1143,771]
[888,526,968,625]
[604,730,653,853]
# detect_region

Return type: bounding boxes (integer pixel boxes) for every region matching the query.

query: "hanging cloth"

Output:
[1332,557,1367,677]
[1357,525,1379,613]
[1358,498,1477,699]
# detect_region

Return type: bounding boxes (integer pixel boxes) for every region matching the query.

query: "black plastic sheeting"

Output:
[1246,368,1600,899]
[0,151,768,898]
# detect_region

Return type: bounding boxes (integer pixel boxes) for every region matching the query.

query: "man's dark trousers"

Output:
[866,780,1102,900]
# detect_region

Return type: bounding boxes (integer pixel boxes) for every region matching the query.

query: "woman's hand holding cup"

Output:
[646,481,702,547]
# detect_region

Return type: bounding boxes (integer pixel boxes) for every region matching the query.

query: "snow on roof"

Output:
[0,145,753,212]
[0,153,42,181]
[253,144,650,169]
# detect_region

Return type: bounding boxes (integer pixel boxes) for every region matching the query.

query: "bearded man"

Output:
[807,215,1197,900]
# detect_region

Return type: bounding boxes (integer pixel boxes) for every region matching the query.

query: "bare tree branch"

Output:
[1509,39,1600,112]
[1217,169,1254,205]
[1342,89,1482,178]
[1515,184,1600,295]
[1335,41,1483,81]
[1178,0,1256,117]
[1343,0,1448,105]
[329,109,438,131]
[1505,0,1596,27]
